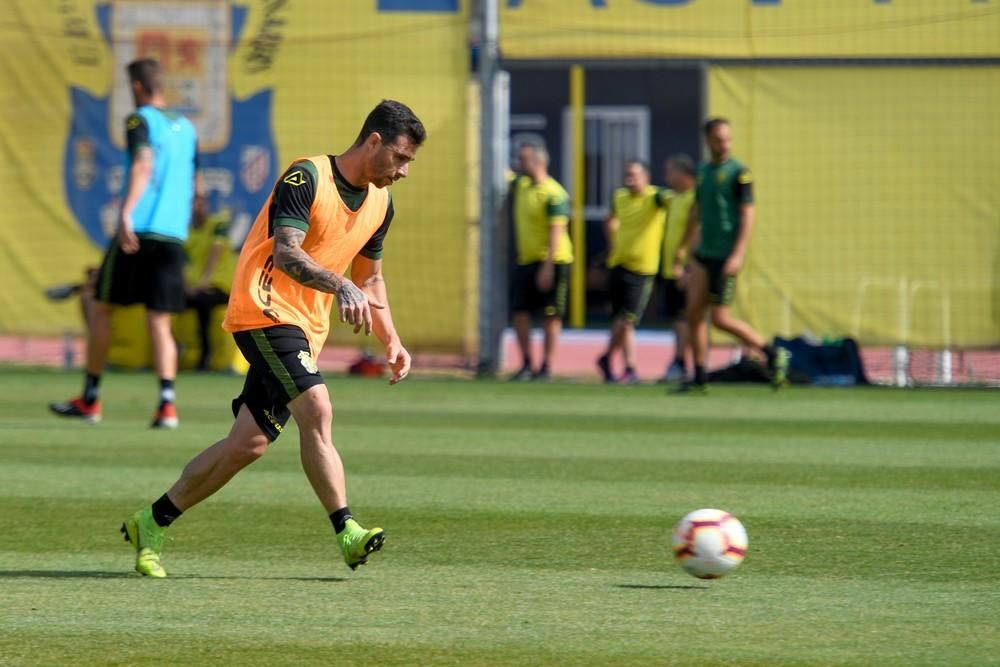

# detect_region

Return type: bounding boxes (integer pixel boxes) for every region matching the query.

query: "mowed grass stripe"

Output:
[6,425,999,471]
[1,559,996,667]
[4,440,997,489]
[4,461,1000,527]
[0,464,1000,527]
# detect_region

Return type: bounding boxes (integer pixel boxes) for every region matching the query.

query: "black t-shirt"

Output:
[268,156,392,260]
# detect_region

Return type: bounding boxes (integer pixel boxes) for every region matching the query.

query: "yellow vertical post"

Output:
[569,64,586,329]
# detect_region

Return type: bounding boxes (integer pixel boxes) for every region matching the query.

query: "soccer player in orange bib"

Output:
[120,100,425,577]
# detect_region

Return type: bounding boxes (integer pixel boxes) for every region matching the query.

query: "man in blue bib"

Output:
[51,58,199,428]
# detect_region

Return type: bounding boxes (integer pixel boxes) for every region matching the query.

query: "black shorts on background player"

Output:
[95,236,187,313]
[608,266,653,324]
[693,253,737,306]
[511,262,571,318]
[657,277,687,321]
[231,325,325,441]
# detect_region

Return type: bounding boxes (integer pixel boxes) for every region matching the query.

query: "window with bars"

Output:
[561,106,650,219]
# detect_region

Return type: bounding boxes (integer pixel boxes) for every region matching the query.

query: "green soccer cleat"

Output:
[771,347,791,390]
[121,507,167,578]
[336,519,385,571]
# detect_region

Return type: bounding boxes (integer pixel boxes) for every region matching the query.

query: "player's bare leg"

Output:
[711,305,766,352]
[663,317,691,382]
[122,406,269,578]
[599,318,626,382]
[511,311,534,380]
[86,302,113,376]
[712,305,790,388]
[537,314,561,380]
[148,309,180,427]
[289,384,346,513]
[620,319,639,384]
[165,405,270,511]
[147,310,177,383]
[289,384,384,569]
[50,302,112,422]
[676,263,709,393]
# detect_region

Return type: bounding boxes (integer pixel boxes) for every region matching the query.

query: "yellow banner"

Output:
[709,65,1000,348]
[0,0,470,352]
[501,1,1000,59]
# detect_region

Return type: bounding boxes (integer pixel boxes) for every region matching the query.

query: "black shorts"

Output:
[511,262,571,318]
[657,276,687,321]
[694,254,737,306]
[608,266,654,324]
[231,325,325,441]
[95,236,186,313]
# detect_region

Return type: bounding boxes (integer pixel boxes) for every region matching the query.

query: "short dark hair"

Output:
[666,153,696,177]
[703,117,730,137]
[356,99,426,147]
[127,59,162,94]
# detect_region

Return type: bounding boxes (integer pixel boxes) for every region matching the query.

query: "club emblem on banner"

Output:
[240,146,271,195]
[63,2,277,248]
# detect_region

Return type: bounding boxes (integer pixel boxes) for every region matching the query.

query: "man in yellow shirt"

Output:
[658,155,697,383]
[184,194,236,371]
[597,160,666,384]
[510,141,573,381]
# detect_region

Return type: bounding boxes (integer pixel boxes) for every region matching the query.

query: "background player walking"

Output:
[50,59,198,428]
[597,160,666,384]
[673,119,789,393]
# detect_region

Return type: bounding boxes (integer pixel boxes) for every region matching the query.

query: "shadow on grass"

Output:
[614,583,709,591]
[0,570,348,583]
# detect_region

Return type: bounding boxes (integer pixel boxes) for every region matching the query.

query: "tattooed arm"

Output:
[272,226,383,334]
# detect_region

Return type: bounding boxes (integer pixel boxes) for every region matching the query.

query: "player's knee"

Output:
[245,434,270,461]
[294,386,333,429]
[711,310,734,330]
[225,432,269,466]
[311,399,333,426]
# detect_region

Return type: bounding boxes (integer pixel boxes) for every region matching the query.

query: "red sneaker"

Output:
[49,397,102,424]
[151,402,179,429]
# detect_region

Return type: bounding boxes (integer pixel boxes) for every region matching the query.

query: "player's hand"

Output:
[672,259,686,280]
[335,281,384,335]
[675,263,689,289]
[119,223,140,255]
[723,253,743,276]
[385,339,411,385]
[536,262,555,291]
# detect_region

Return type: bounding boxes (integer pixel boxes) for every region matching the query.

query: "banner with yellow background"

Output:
[500,0,1000,59]
[0,0,469,352]
[709,66,1000,348]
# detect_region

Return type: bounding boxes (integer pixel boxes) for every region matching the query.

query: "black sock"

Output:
[82,373,101,406]
[625,366,636,375]
[671,355,685,370]
[762,345,776,366]
[151,493,182,528]
[159,378,175,407]
[694,365,707,385]
[329,507,353,534]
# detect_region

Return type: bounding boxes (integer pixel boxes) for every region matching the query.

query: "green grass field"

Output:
[0,367,998,666]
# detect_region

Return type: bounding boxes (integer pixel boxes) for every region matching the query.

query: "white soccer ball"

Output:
[671,508,748,579]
